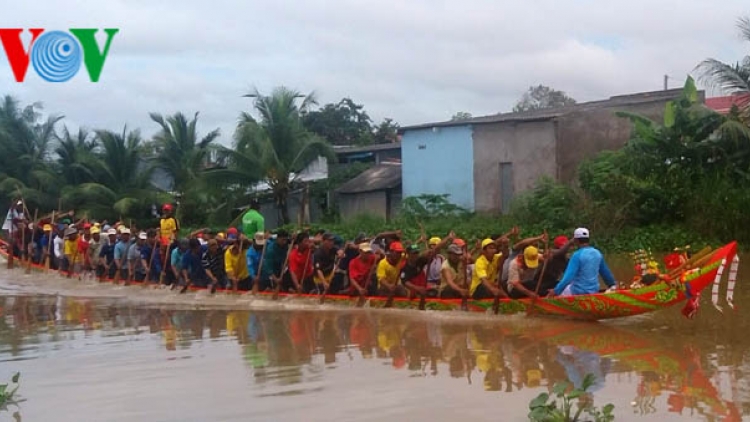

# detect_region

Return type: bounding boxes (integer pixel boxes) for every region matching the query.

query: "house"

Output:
[334,143,401,165]
[336,162,402,221]
[399,88,700,213]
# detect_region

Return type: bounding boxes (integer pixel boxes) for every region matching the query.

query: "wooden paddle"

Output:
[319,256,341,304]
[44,210,55,271]
[113,234,128,285]
[145,237,159,287]
[527,231,550,316]
[272,233,297,300]
[356,253,379,308]
[25,209,38,274]
[68,232,80,279]
[5,198,16,270]
[296,246,312,296]
[418,289,427,311]
[666,246,713,280]
[252,237,268,295]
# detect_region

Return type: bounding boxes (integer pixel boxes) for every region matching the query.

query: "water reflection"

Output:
[0,295,746,421]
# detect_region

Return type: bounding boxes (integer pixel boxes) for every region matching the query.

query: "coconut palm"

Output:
[0,95,62,209]
[62,127,159,220]
[211,87,333,224]
[696,17,750,119]
[55,127,99,186]
[149,112,220,196]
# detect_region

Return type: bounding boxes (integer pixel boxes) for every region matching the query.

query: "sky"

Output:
[1,0,748,145]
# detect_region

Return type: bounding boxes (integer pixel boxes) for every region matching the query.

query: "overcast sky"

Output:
[1,0,749,145]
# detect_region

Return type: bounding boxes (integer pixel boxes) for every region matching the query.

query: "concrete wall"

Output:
[556,100,675,183]
[338,189,401,221]
[472,120,557,213]
[401,125,474,210]
[339,191,387,221]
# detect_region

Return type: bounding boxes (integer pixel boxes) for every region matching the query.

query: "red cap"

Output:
[227,227,238,235]
[83,223,92,229]
[554,236,569,249]
[389,241,404,253]
[197,233,204,239]
[162,204,173,211]
[453,238,466,247]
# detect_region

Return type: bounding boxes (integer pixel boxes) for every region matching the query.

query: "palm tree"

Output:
[697,17,750,119]
[0,95,62,209]
[149,112,220,196]
[215,87,333,224]
[55,127,99,186]
[62,127,159,220]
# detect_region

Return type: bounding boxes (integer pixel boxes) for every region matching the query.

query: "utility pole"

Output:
[664,74,668,91]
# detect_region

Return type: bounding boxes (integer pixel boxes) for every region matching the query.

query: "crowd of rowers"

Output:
[3,200,620,300]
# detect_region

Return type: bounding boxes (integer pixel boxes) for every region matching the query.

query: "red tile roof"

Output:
[705,94,750,114]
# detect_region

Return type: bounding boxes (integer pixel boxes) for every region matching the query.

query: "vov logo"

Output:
[0,28,119,82]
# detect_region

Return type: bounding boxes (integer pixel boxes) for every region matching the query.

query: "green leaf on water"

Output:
[11,372,19,383]
[528,406,548,421]
[552,381,569,396]
[581,373,596,391]
[567,389,583,399]
[603,403,615,414]
[529,393,550,409]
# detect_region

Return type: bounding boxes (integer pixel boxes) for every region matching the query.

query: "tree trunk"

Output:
[275,188,290,226]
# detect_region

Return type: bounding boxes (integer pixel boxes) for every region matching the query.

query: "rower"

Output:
[440,244,469,299]
[506,245,542,299]
[314,233,343,294]
[470,238,508,300]
[347,242,378,297]
[551,228,616,296]
[180,238,208,292]
[224,233,250,291]
[400,244,430,298]
[263,229,290,291]
[246,232,267,292]
[288,232,314,293]
[376,241,408,297]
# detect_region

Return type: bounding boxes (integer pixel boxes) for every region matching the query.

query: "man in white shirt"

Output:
[53,225,65,271]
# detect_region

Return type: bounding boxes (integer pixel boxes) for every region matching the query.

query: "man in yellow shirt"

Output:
[376,241,407,297]
[159,204,179,246]
[63,227,82,274]
[224,234,250,291]
[470,238,509,300]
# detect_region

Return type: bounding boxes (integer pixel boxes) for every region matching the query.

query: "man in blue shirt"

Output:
[181,238,207,292]
[552,228,616,296]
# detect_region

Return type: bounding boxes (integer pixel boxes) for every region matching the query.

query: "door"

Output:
[500,162,514,214]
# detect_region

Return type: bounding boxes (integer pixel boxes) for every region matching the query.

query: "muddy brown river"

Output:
[0,257,748,421]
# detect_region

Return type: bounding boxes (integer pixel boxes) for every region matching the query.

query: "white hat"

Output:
[254,231,266,246]
[138,232,148,240]
[107,228,117,236]
[120,228,131,235]
[15,200,22,205]
[573,228,590,239]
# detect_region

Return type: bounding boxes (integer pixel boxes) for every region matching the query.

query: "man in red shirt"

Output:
[288,232,314,293]
[400,244,429,298]
[347,242,379,297]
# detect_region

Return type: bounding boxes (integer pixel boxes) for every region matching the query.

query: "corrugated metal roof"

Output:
[399,88,688,132]
[336,162,402,194]
[333,143,401,155]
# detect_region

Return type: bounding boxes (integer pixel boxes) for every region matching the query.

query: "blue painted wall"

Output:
[401,125,475,210]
